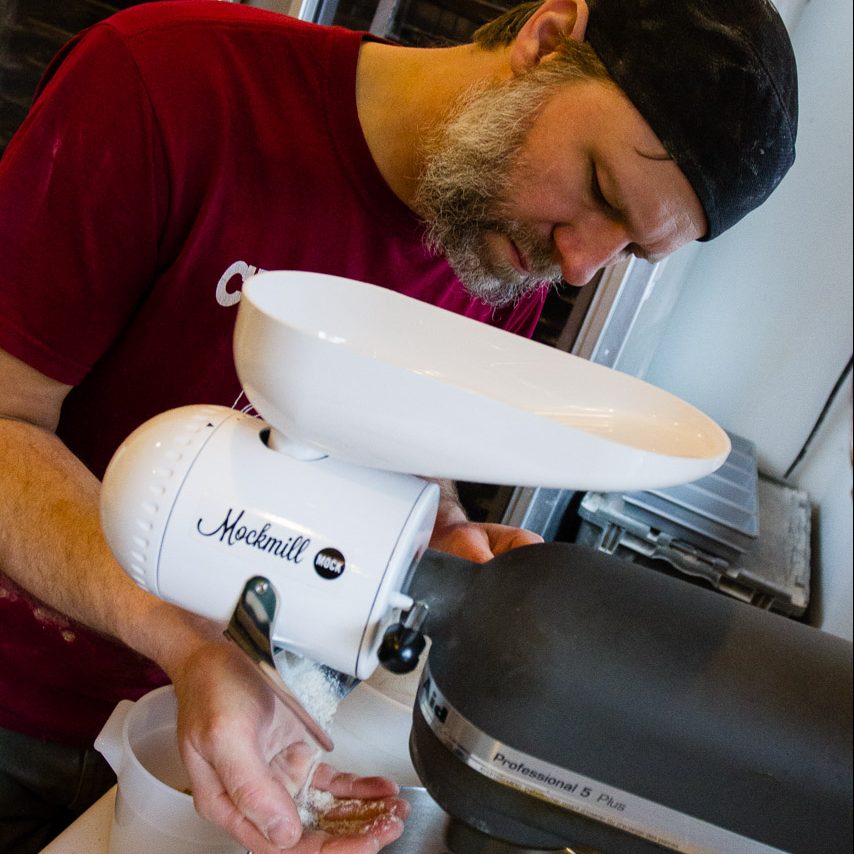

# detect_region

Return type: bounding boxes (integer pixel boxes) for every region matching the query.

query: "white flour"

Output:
[296,786,337,828]
[274,651,358,829]
[275,651,344,732]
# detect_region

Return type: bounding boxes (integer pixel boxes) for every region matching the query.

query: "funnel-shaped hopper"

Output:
[233,271,730,492]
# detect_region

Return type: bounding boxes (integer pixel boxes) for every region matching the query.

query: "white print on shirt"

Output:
[216,262,268,416]
[215,260,267,307]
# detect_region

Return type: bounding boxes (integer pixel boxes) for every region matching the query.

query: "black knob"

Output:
[378,601,429,674]
[378,624,426,673]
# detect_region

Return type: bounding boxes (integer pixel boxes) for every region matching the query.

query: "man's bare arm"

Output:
[0,347,220,665]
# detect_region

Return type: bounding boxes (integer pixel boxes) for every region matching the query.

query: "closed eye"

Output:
[591,163,616,212]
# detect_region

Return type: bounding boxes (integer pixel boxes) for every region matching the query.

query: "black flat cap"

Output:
[585,0,798,238]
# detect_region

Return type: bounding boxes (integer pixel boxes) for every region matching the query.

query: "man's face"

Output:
[416,66,707,307]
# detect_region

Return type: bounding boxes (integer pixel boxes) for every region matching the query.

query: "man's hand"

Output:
[428,479,543,563]
[430,518,544,562]
[291,764,411,853]
[168,637,409,853]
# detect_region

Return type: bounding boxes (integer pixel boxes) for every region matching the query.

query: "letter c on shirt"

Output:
[216,260,258,307]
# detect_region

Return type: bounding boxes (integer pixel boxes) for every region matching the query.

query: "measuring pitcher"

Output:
[94,685,243,854]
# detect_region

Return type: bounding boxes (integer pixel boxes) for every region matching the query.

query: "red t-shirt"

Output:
[0,1,547,745]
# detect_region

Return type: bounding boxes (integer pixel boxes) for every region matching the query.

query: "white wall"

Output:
[642,0,853,639]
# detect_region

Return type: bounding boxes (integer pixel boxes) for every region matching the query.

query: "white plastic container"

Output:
[94,686,243,854]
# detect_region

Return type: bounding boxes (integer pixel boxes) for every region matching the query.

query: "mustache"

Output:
[500,220,558,276]
[421,210,563,308]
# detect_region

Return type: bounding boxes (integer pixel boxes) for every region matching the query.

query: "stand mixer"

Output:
[100,271,852,853]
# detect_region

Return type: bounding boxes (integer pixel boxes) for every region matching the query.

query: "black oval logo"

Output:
[314,548,346,580]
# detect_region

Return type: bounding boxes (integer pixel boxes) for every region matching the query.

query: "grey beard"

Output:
[428,219,562,307]
[415,73,564,307]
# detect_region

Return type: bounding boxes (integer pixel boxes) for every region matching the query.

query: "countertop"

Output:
[40,788,115,854]
[39,785,453,854]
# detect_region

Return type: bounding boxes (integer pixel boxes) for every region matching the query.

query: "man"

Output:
[0,0,797,851]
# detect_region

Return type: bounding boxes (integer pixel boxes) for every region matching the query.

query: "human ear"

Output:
[509,0,590,74]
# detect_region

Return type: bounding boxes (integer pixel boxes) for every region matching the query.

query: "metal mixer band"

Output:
[417,669,786,854]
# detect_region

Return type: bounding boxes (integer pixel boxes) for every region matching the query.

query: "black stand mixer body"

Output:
[406,543,852,853]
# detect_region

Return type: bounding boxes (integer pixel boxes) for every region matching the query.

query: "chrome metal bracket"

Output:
[224,575,334,752]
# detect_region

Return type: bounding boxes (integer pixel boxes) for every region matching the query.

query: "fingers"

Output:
[183,739,303,853]
[313,807,407,852]
[299,796,409,852]
[271,740,324,796]
[169,640,411,853]
[429,520,495,562]
[290,766,408,852]
[430,520,543,562]
[488,523,544,555]
[312,763,401,799]
[185,752,410,854]
[170,640,316,851]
